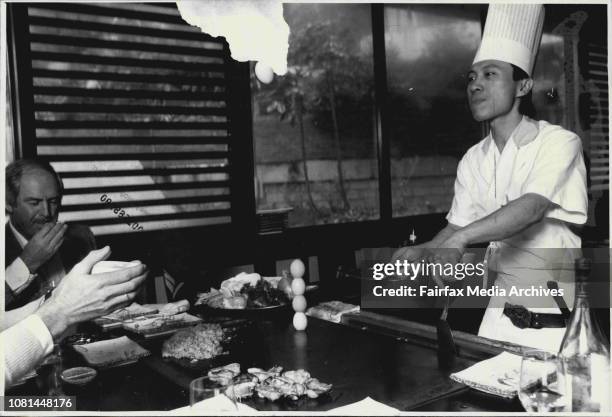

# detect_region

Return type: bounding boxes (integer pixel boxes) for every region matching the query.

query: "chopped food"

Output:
[283,369,311,384]
[247,368,272,383]
[267,365,283,376]
[240,279,289,308]
[255,385,283,401]
[222,296,247,309]
[246,365,284,383]
[161,323,224,361]
[227,380,257,400]
[208,363,241,384]
[306,378,333,394]
[216,365,332,401]
[195,275,289,309]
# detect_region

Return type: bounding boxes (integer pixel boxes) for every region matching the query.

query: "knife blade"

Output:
[437,293,457,370]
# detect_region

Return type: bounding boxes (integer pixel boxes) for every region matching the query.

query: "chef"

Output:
[392,4,587,351]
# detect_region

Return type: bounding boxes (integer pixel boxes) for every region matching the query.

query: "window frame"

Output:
[6,3,257,245]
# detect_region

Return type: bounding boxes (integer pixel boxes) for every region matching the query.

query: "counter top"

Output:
[6,311,524,412]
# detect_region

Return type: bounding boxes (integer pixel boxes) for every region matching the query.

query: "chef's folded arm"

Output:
[444,193,553,249]
[440,129,587,251]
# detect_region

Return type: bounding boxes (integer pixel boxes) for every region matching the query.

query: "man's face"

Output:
[8,168,62,239]
[467,60,522,122]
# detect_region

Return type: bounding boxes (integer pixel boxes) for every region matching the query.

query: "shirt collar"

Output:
[9,221,29,249]
[481,116,540,154]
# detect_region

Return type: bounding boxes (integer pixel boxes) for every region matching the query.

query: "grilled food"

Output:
[211,364,332,401]
[208,362,241,383]
[195,276,289,309]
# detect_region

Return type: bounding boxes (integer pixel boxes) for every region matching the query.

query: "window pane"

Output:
[532,32,566,126]
[252,4,378,227]
[385,5,482,217]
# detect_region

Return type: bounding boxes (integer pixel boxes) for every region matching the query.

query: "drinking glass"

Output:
[189,376,237,411]
[518,350,568,412]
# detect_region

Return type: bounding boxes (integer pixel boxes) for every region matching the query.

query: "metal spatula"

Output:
[437,293,457,370]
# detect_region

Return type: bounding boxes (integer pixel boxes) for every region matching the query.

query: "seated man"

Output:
[2,246,148,386]
[5,159,96,310]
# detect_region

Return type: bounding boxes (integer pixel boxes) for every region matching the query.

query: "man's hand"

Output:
[390,244,430,264]
[20,222,67,273]
[430,233,467,285]
[36,246,148,340]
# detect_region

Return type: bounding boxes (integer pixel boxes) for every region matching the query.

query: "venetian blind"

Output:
[586,42,608,192]
[13,3,234,235]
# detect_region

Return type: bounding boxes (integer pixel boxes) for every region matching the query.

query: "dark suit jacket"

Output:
[5,223,96,309]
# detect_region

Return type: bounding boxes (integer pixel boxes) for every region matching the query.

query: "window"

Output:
[8,3,251,235]
[584,42,609,193]
[384,4,482,218]
[251,3,378,227]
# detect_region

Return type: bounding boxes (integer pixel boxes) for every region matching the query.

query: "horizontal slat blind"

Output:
[21,3,233,235]
[586,43,608,192]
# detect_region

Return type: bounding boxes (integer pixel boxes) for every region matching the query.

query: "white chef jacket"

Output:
[446,116,588,351]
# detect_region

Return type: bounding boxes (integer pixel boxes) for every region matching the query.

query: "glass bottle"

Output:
[558,258,611,412]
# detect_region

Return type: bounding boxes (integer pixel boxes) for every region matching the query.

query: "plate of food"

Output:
[205,363,333,402]
[122,312,203,338]
[195,273,292,315]
[160,320,256,372]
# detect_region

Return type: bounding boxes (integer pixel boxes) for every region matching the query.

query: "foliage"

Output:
[252,20,373,149]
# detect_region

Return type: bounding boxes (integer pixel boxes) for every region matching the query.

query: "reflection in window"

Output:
[532,33,566,126]
[385,5,482,218]
[251,4,378,227]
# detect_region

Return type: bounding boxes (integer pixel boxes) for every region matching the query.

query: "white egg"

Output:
[291,278,306,296]
[254,62,274,84]
[293,312,308,331]
[292,295,307,312]
[290,259,306,279]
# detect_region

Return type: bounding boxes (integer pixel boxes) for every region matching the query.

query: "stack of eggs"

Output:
[290,259,307,331]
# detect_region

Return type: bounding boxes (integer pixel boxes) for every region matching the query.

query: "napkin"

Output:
[328,397,400,415]
[450,352,522,398]
[170,394,257,414]
[306,301,360,323]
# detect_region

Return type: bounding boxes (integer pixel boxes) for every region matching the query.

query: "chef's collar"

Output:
[481,116,540,154]
[9,221,29,249]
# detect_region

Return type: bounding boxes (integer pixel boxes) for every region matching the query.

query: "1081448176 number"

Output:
[100,194,144,231]
[4,396,75,411]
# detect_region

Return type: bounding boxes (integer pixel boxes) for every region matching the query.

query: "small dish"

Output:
[61,367,97,385]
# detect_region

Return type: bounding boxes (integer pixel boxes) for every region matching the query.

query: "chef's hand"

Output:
[390,244,432,264]
[430,234,467,285]
[20,222,67,273]
[37,246,148,341]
